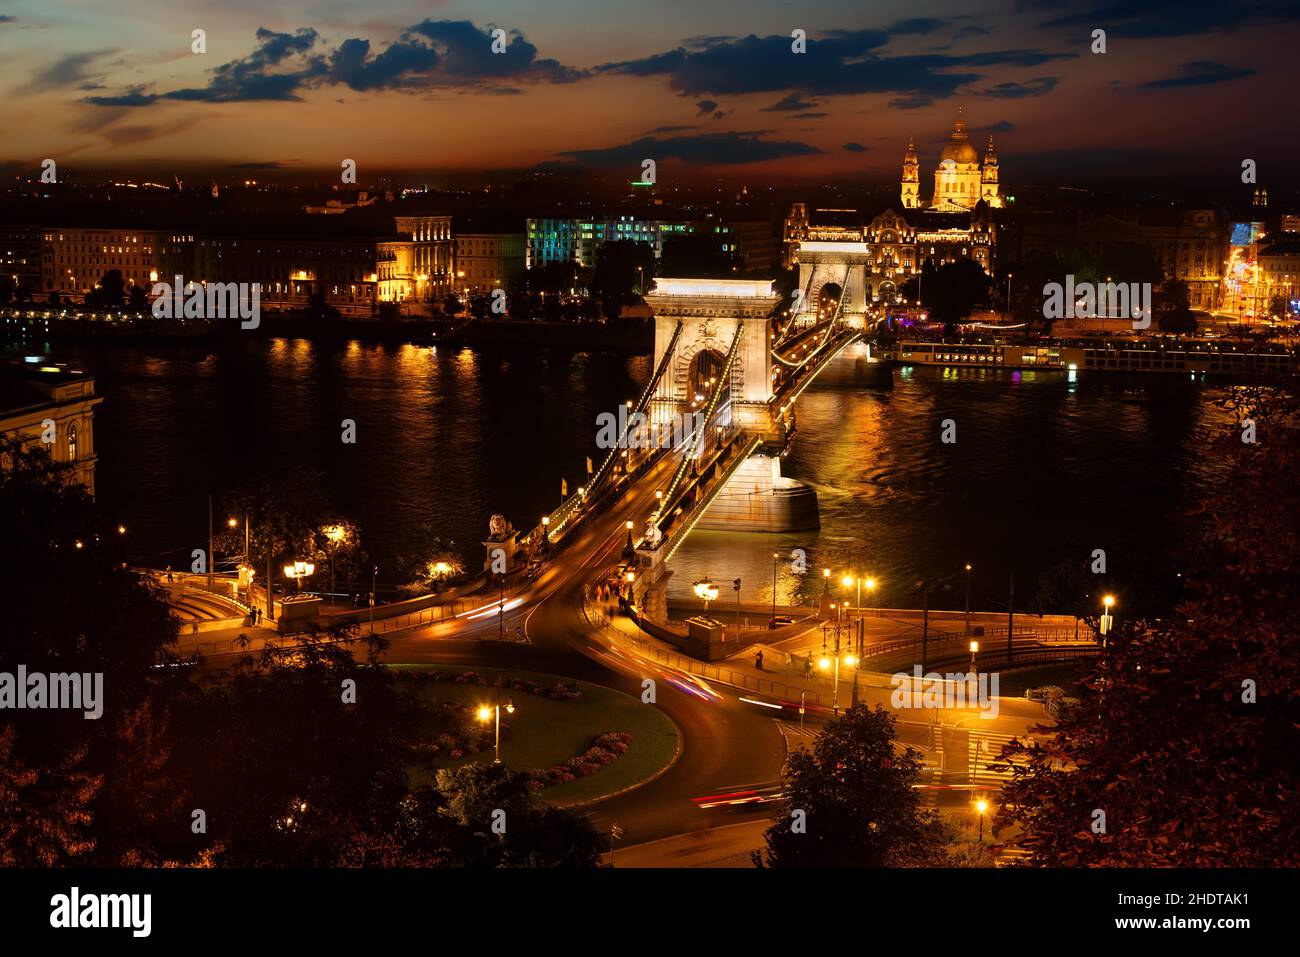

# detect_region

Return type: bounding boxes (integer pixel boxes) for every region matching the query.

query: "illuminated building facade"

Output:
[0,363,102,496]
[454,232,525,294]
[40,228,192,298]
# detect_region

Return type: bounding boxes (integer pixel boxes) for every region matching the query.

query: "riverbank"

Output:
[1,309,654,353]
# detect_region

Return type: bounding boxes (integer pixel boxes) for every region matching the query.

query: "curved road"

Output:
[377,453,789,848]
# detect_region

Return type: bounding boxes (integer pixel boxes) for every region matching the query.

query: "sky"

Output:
[2,0,1298,186]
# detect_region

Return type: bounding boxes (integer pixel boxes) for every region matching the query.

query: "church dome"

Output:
[939,107,978,164]
[940,140,979,164]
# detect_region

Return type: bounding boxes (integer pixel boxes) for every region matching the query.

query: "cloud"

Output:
[1139,60,1254,89]
[888,18,947,36]
[86,20,582,107]
[762,93,819,112]
[695,99,717,116]
[982,76,1059,98]
[555,131,822,167]
[793,112,827,119]
[842,142,869,153]
[1041,1,1300,38]
[988,120,1016,133]
[595,31,1073,109]
[21,48,118,94]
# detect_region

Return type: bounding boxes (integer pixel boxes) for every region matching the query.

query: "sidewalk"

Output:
[607,820,768,868]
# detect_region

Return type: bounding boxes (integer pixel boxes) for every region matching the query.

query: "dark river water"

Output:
[41,338,1229,612]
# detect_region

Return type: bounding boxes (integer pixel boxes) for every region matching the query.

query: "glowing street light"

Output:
[818,650,857,715]
[974,797,990,844]
[1100,594,1116,638]
[693,578,720,612]
[476,699,516,764]
[283,560,315,594]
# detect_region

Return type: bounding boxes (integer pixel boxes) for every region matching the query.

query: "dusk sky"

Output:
[3,0,1298,185]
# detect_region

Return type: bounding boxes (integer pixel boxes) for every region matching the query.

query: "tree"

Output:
[995,371,1300,865]
[396,523,464,593]
[591,240,654,320]
[658,233,737,279]
[0,438,177,865]
[214,467,336,591]
[434,763,604,867]
[86,269,126,309]
[754,704,945,867]
[928,259,990,330]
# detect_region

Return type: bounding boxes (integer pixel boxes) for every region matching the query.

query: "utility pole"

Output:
[734,578,742,631]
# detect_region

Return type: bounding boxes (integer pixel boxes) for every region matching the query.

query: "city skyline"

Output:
[3,1,1299,185]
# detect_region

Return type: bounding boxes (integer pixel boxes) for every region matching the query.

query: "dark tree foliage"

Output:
[591,240,654,320]
[433,763,605,868]
[995,371,1300,865]
[658,233,738,279]
[0,439,178,865]
[86,269,126,309]
[755,705,945,867]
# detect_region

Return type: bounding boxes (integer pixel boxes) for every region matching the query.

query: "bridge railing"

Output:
[654,321,745,519]
[541,319,685,545]
[581,594,829,706]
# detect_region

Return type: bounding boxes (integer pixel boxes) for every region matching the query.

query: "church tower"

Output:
[980,135,1002,208]
[900,136,921,209]
[930,107,981,211]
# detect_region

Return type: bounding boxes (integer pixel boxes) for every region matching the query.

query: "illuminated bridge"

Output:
[528,276,861,588]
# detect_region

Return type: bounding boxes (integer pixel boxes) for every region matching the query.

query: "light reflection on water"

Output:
[60,341,1230,607]
[667,364,1231,611]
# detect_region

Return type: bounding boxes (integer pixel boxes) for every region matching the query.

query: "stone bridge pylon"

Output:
[643,278,819,533]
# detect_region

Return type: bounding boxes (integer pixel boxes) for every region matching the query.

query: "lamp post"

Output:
[818,645,856,716]
[1100,594,1115,642]
[693,578,719,613]
[282,560,315,594]
[322,523,347,599]
[969,639,979,677]
[770,551,779,623]
[974,797,989,845]
[477,700,516,764]
[370,564,377,634]
[964,562,973,636]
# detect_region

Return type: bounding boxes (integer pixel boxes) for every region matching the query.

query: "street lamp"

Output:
[282,560,315,594]
[1100,594,1115,639]
[693,578,719,612]
[818,650,857,716]
[969,640,979,675]
[974,797,989,845]
[770,551,780,623]
[476,699,516,764]
[321,523,348,599]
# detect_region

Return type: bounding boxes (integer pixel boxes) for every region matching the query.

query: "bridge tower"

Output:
[794,239,871,328]
[643,278,819,534]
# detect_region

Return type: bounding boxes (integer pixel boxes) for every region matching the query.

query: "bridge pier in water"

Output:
[643,278,820,536]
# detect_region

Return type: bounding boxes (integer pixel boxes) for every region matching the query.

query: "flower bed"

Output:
[530,731,633,789]
[423,669,582,701]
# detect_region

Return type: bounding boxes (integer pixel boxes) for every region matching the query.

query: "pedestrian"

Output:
[254,607,261,626]
[804,656,812,678]
[755,650,764,671]
[166,565,173,583]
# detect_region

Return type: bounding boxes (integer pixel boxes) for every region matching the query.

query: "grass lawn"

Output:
[388,664,680,806]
